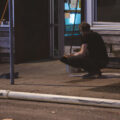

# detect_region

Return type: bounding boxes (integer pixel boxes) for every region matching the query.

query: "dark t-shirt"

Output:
[82,31,108,60]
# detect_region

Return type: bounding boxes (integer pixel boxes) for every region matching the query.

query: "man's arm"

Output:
[73,44,88,56]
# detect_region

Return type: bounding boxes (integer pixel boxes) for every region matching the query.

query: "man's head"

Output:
[79,22,90,33]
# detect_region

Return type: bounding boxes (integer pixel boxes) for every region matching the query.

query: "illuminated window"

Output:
[64,0,81,36]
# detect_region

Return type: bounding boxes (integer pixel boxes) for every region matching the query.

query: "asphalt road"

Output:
[0,99,120,120]
[0,60,120,120]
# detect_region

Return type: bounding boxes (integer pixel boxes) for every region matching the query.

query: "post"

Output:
[58,0,64,56]
[50,0,54,57]
[9,0,14,85]
[85,0,93,25]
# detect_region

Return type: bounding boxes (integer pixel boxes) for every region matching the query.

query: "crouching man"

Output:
[60,22,109,79]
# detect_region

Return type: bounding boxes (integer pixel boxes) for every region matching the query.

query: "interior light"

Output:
[70,14,75,24]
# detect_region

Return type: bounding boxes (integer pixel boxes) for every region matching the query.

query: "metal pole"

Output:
[94,0,97,21]
[50,0,54,57]
[58,0,64,56]
[9,0,14,85]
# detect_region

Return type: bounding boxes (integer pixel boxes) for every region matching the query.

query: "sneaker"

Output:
[82,71,102,79]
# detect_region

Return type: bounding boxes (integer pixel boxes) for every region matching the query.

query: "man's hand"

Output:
[73,44,88,56]
[73,52,81,56]
[63,54,74,58]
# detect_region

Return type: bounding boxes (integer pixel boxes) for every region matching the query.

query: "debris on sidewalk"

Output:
[0,72,19,79]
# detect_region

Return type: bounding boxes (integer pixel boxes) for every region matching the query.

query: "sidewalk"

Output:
[0,60,120,100]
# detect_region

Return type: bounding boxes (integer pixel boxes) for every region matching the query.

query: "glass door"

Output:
[50,0,83,57]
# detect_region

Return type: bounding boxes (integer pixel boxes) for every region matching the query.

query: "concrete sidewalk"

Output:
[0,60,120,100]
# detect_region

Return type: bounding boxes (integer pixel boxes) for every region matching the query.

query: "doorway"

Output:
[50,0,83,58]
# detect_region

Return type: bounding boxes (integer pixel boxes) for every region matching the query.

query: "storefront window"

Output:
[96,0,120,22]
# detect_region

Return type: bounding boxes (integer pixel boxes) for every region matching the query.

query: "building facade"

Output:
[0,0,120,63]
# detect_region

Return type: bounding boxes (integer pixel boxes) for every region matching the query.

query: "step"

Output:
[0,37,9,48]
[0,31,9,37]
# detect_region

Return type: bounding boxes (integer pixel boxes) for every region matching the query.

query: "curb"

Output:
[0,90,120,108]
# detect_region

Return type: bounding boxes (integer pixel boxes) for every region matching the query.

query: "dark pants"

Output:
[60,55,108,74]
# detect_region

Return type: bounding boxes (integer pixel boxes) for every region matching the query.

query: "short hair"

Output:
[79,22,90,32]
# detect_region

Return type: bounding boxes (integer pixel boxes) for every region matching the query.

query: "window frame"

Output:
[86,0,120,31]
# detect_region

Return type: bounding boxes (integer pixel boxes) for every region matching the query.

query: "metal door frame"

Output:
[50,0,64,57]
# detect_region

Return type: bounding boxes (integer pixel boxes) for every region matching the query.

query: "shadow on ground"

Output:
[67,74,120,83]
[89,83,120,94]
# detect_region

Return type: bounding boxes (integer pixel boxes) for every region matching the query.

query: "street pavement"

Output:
[0,60,120,119]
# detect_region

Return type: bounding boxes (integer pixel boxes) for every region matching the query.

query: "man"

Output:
[60,22,109,78]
